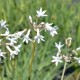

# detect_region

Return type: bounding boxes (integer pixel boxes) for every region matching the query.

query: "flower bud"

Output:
[65,37,72,47]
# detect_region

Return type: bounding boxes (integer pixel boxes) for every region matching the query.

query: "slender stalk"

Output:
[76,71,80,80]
[61,62,67,80]
[28,42,36,80]
[11,59,16,80]
[61,42,69,80]
[0,65,3,80]
[0,74,2,80]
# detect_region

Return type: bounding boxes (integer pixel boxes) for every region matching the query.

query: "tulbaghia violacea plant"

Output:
[0,7,79,80]
[0,7,59,80]
[28,10,58,43]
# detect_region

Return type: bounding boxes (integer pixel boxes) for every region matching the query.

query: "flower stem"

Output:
[61,62,67,80]
[76,71,80,80]
[0,65,3,80]
[28,42,36,80]
[11,59,16,80]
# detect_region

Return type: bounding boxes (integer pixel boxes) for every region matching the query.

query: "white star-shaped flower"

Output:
[36,7,47,17]
[45,23,53,31]
[34,29,45,43]
[0,28,10,36]
[0,49,6,58]
[6,37,17,45]
[13,44,21,52]
[52,54,63,66]
[0,49,6,63]
[9,50,18,60]
[49,26,58,37]
[23,29,32,44]
[55,41,64,52]
[45,23,58,37]
[6,46,19,60]
[76,47,80,51]
[74,57,80,64]
[0,20,8,29]
[14,29,27,38]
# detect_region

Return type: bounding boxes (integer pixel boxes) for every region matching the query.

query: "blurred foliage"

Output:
[0,0,80,80]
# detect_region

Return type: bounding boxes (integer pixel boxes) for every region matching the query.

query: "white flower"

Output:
[0,49,6,58]
[36,7,47,17]
[49,26,58,37]
[55,41,64,52]
[51,53,63,66]
[5,28,9,34]
[34,29,45,43]
[0,20,8,29]
[76,47,80,51]
[14,29,27,38]
[0,28,9,36]
[6,37,17,45]
[45,23,53,31]
[13,44,22,52]
[72,50,78,55]
[0,49,6,63]
[45,23,58,37]
[74,57,80,64]
[23,29,32,44]
[6,46,18,60]
[29,15,33,23]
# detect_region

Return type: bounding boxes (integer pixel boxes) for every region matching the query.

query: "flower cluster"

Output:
[0,20,26,60]
[0,7,58,62]
[52,37,80,66]
[28,7,58,43]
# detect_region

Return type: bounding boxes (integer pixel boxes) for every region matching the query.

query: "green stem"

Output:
[11,58,16,80]
[28,42,36,80]
[61,42,69,80]
[61,62,67,80]
[0,65,3,80]
[76,71,80,80]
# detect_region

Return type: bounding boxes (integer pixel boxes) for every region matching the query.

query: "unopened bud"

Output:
[65,37,72,47]
[72,50,78,55]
